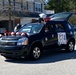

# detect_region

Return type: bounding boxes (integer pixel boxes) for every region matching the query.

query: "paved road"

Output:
[0,46,76,75]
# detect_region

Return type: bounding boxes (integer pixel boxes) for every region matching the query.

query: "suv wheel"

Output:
[66,40,75,52]
[30,46,42,60]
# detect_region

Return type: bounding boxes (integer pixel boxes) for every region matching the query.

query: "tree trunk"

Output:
[8,0,12,31]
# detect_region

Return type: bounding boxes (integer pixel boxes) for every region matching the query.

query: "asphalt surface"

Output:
[0,46,76,75]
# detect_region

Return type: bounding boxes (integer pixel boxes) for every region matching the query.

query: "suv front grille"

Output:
[0,40,17,46]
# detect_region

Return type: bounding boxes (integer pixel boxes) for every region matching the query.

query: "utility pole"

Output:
[13,0,15,11]
[12,0,15,29]
[2,0,4,9]
[8,0,12,31]
[21,0,23,11]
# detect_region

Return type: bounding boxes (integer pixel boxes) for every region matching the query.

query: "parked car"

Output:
[0,12,75,60]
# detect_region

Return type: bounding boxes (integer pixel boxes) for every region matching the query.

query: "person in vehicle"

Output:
[14,23,22,32]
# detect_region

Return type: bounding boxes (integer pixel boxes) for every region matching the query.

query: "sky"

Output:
[45,0,48,2]
[44,0,48,4]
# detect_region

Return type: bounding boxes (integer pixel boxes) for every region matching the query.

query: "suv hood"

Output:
[50,12,74,21]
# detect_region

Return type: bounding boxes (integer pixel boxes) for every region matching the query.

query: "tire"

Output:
[30,46,42,60]
[66,40,75,52]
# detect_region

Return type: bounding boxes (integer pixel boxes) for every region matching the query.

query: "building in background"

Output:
[0,0,45,14]
[0,0,45,32]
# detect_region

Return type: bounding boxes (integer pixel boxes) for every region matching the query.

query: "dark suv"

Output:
[0,12,75,60]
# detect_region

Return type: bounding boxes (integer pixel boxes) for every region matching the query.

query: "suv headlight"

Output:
[17,38,28,45]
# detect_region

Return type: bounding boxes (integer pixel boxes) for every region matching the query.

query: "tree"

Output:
[45,0,75,13]
[8,0,12,31]
[73,0,76,13]
[0,0,24,31]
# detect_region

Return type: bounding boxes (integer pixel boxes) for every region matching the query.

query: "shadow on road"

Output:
[5,50,76,64]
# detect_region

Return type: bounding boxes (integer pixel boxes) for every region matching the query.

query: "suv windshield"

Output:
[18,23,43,34]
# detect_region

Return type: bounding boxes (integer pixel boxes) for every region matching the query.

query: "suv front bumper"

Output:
[0,45,29,58]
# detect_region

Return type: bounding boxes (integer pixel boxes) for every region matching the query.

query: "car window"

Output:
[18,23,43,34]
[68,24,72,29]
[56,24,65,31]
[45,24,55,32]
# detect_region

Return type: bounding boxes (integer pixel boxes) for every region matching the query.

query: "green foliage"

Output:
[45,0,76,13]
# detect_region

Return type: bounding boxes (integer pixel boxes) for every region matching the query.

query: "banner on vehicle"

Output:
[58,32,67,45]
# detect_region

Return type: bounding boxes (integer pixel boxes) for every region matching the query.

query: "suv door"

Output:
[55,23,67,47]
[44,23,58,49]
